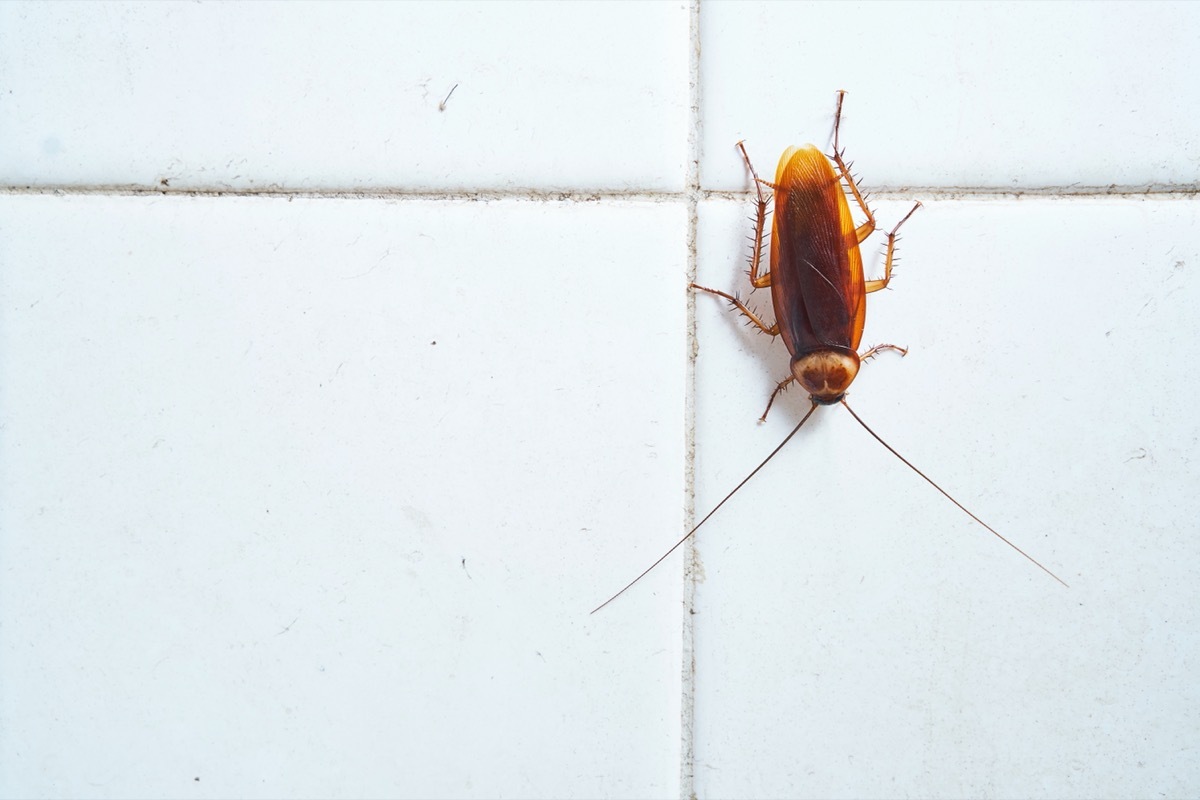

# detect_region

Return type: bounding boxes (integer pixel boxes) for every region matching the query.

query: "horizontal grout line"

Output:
[706,186,1200,201]
[1,184,1198,201]
[0,185,671,202]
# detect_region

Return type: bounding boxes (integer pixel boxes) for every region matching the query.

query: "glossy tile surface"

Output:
[3,2,1199,798]
[0,195,686,798]
[691,196,1200,798]
[0,2,688,190]
[700,3,1200,189]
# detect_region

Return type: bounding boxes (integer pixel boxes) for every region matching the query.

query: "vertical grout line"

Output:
[681,1,701,799]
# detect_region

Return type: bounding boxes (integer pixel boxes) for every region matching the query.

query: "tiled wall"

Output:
[2,3,1197,798]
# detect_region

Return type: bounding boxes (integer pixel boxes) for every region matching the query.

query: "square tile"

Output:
[0,2,689,191]
[0,194,688,798]
[691,193,1200,798]
[700,3,1200,189]
[4,2,1200,797]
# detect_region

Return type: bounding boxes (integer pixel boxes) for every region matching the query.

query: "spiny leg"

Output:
[735,141,773,289]
[864,201,922,294]
[759,346,909,423]
[689,284,779,337]
[829,90,877,244]
[860,343,908,361]
[689,141,780,333]
[759,376,795,423]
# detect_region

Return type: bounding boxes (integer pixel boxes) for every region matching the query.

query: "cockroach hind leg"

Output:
[833,89,848,152]
[825,92,878,243]
[860,343,908,362]
[734,141,779,192]
[735,142,774,289]
[829,152,876,244]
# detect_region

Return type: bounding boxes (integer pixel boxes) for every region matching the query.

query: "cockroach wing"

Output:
[769,146,866,358]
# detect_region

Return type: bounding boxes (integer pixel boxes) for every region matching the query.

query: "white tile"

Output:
[0,2,689,191]
[8,1,1200,796]
[0,195,688,798]
[701,2,1200,189]
[691,194,1200,798]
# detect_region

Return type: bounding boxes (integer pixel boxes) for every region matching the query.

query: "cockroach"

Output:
[593,91,1066,614]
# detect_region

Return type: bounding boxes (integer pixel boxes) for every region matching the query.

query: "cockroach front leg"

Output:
[863,201,921,294]
[860,343,908,362]
[763,343,904,422]
[759,376,795,422]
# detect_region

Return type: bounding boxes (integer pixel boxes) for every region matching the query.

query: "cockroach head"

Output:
[791,349,860,405]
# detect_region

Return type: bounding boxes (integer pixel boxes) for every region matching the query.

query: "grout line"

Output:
[4,186,1199,201]
[680,1,701,799]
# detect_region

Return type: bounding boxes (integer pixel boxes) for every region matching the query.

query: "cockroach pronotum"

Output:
[593,91,1067,614]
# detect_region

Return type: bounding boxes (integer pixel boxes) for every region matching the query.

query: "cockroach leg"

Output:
[864,201,922,294]
[832,90,848,154]
[759,375,796,422]
[736,141,773,289]
[829,91,877,244]
[689,284,779,337]
[860,343,908,362]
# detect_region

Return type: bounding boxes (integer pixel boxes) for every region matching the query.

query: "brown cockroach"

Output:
[593,92,1066,614]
